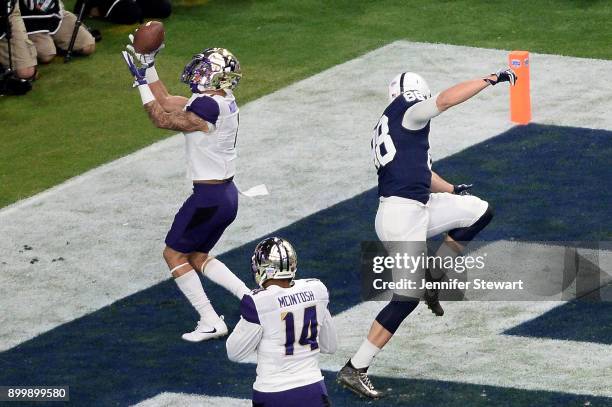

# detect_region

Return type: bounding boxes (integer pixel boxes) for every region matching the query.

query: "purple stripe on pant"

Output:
[252,380,330,407]
[165,181,238,254]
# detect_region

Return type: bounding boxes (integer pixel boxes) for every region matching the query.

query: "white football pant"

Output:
[375,193,489,242]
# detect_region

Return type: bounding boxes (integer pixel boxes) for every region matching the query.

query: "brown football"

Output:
[133,21,165,54]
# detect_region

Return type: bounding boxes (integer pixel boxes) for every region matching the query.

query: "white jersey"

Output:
[226,279,337,393]
[183,90,239,181]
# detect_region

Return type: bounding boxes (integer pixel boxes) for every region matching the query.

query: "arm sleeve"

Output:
[239,294,260,324]
[226,294,263,361]
[318,307,337,354]
[185,95,220,125]
[226,317,263,362]
[402,93,442,130]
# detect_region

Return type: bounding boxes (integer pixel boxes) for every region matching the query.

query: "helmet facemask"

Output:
[181,48,242,93]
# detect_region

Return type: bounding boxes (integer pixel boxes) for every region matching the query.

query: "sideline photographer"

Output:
[0,0,37,93]
[19,0,95,64]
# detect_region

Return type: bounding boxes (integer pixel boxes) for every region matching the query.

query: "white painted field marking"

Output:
[1,41,611,358]
[134,393,249,407]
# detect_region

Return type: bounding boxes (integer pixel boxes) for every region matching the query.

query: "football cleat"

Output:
[181,316,228,342]
[424,269,444,316]
[337,360,384,399]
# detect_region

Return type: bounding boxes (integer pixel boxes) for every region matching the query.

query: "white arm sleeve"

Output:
[226,318,263,362]
[318,307,337,354]
[402,93,442,130]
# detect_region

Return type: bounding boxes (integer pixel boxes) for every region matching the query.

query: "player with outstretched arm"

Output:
[121,38,251,342]
[227,237,337,407]
[337,68,517,398]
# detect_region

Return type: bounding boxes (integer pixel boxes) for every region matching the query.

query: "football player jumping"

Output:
[226,237,337,407]
[121,42,251,342]
[337,69,517,398]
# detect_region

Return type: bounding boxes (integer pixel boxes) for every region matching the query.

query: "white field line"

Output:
[1,42,611,355]
[133,393,250,407]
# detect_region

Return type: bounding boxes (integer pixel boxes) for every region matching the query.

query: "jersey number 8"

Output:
[371,115,396,169]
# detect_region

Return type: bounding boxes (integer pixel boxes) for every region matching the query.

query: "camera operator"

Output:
[0,0,37,79]
[75,0,171,25]
[19,0,95,64]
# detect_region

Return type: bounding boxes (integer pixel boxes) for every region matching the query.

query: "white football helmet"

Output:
[388,72,431,101]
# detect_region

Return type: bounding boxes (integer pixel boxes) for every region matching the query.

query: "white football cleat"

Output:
[181,316,228,342]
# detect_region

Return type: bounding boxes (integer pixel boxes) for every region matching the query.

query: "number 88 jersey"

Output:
[371,91,433,205]
[239,278,332,393]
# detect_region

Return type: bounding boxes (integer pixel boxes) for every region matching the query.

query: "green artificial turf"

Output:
[0,0,610,207]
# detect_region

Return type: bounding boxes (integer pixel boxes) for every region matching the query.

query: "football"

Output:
[132,21,165,54]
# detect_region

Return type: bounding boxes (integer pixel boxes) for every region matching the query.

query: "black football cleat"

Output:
[424,288,444,316]
[424,269,444,316]
[337,360,384,399]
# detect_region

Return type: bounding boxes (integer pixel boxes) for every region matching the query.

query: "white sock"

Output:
[351,339,381,369]
[174,269,219,323]
[201,258,250,299]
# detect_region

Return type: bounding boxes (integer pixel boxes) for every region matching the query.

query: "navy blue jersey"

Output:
[371,91,432,204]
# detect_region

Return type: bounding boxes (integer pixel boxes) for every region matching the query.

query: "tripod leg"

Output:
[64,0,87,63]
[4,0,13,71]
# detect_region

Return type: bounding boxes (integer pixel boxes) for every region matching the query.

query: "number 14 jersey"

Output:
[237,278,335,392]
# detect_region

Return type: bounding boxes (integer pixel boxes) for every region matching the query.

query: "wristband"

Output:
[138,84,155,105]
[145,66,160,84]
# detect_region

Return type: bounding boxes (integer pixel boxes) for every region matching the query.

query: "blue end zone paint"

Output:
[1,124,610,406]
[433,123,612,242]
[504,288,612,345]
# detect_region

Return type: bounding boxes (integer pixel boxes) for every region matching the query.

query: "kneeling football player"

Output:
[226,237,337,407]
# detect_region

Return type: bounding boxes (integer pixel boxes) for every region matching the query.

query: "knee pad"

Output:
[448,204,494,242]
[375,295,419,334]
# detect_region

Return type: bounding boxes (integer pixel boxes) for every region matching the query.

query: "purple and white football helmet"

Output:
[181,48,242,93]
[251,237,298,287]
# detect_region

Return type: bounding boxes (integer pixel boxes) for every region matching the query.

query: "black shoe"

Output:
[0,72,32,96]
[424,269,444,316]
[337,360,384,399]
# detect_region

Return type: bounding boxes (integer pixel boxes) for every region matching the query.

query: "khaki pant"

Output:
[29,10,95,61]
[0,2,37,70]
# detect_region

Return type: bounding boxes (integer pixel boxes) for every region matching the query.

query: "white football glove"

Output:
[126,33,165,68]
